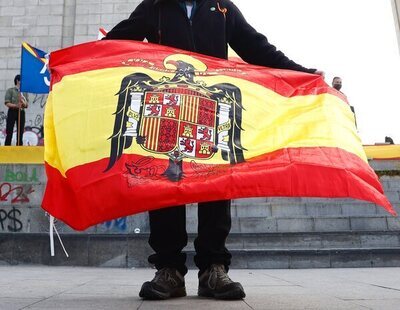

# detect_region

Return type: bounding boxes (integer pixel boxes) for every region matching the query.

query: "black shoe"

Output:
[198,264,246,300]
[139,268,186,300]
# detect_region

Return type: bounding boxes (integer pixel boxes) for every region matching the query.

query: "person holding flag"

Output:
[105,0,323,300]
[4,74,28,146]
[4,42,50,147]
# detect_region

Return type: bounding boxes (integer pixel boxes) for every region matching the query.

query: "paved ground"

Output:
[1,266,400,310]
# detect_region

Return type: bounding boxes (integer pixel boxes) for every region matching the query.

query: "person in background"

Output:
[332,76,357,128]
[4,74,28,146]
[332,76,343,93]
[385,136,394,144]
[106,0,323,301]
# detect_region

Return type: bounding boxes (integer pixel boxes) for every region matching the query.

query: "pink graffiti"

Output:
[0,183,34,204]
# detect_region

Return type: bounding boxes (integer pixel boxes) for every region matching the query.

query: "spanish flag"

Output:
[43,40,395,230]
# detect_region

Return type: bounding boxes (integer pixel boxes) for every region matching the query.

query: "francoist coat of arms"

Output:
[106,55,246,181]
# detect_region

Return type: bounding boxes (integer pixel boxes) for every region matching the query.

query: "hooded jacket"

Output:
[105,0,316,73]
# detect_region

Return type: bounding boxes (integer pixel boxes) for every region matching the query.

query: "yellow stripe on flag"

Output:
[22,42,46,63]
[45,67,363,176]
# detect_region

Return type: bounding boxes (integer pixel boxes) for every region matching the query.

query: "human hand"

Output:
[17,102,27,109]
[20,96,28,109]
[314,70,325,77]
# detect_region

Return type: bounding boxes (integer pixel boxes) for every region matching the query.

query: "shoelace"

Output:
[154,268,178,286]
[207,264,233,288]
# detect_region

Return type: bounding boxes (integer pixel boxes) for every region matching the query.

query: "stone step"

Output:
[5,205,399,236]
[188,215,400,233]
[2,232,400,269]
[230,198,400,217]
[195,248,400,269]
[225,232,400,250]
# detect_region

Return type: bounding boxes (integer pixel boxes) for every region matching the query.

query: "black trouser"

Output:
[148,200,232,276]
[5,109,25,146]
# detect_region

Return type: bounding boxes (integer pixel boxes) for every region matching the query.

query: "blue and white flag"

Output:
[20,42,50,94]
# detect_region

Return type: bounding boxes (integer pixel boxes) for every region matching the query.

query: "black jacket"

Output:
[105,0,315,73]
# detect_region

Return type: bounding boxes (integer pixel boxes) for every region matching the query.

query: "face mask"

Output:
[333,84,342,91]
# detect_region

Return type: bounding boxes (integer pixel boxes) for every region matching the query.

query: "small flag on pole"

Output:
[98,28,108,40]
[20,42,50,94]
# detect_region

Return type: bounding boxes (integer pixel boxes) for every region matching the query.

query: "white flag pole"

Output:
[49,215,55,256]
[49,215,69,258]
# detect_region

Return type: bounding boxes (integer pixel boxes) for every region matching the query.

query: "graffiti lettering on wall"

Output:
[103,217,127,232]
[4,168,39,183]
[0,112,6,126]
[0,207,23,232]
[0,126,44,146]
[34,114,42,127]
[32,94,47,109]
[0,94,47,146]
[0,183,34,204]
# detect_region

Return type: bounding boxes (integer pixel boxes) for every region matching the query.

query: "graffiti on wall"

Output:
[0,94,47,146]
[0,112,6,126]
[0,183,34,204]
[0,207,23,232]
[0,167,41,233]
[103,217,127,232]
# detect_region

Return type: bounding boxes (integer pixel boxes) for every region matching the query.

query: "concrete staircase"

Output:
[183,194,400,269]
[1,161,400,268]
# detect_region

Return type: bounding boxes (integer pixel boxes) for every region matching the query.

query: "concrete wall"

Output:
[393,0,400,53]
[0,164,149,235]
[0,0,140,145]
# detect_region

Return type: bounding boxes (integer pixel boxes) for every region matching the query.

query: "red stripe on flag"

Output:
[99,28,107,37]
[42,147,394,230]
[49,40,347,102]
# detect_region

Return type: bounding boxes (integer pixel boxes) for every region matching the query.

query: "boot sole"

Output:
[198,286,246,300]
[139,283,186,300]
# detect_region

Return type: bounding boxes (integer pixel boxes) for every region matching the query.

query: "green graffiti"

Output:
[4,168,39,183]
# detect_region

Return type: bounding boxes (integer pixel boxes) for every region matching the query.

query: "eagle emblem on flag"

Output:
[106,55,246,181]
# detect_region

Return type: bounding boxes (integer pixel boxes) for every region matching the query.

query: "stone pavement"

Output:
[1,266,400,310]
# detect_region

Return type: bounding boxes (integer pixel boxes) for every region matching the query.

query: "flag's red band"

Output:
[49,40,346,101]
[42,146,394,231]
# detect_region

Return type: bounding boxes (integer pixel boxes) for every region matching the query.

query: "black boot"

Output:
[139,268,186,300]
[198,264,246,300]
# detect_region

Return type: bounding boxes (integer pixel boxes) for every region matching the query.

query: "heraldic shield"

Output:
[106,55,246,181]
[140,91,217,159]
